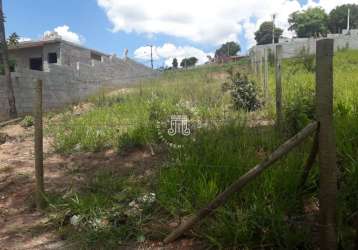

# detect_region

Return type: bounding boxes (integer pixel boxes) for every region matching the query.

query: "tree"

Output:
[7,32,19,46]
[328,4,358,33]
[254,21,283,45]
[172,58,178,69]
[288,7,329,38]
[0,0,17,118]
[215,41,240,58]
[180,57,198,68]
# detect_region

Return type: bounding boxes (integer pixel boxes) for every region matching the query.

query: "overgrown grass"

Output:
[48,51,358,249]
[48,171,158,249]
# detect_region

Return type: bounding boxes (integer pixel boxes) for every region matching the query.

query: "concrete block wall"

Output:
[60,42,92,68]
[10,47,44,70]
[249,32,358,63]
[0,56,156,121]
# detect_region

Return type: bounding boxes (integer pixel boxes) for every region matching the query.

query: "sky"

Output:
[4,0,358,68]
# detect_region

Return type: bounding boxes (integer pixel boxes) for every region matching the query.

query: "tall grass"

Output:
[49,51,358,249]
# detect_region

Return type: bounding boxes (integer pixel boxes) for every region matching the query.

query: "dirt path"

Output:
[0,123,165,249]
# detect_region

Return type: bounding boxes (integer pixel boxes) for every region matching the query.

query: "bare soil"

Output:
[0,122,199,250]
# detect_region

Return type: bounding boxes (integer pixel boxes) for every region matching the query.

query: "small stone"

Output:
[70,215,80,226]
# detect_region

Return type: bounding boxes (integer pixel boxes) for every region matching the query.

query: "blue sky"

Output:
[3,0,355,68]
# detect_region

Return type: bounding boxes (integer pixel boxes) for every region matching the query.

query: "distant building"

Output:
[214,55,248,64]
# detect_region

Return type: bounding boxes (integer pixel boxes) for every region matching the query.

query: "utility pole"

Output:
[272,14,276,45]
[347,8,350,32]
[272,13,277,64]
[146,44,153,69]
[150,45,153,69]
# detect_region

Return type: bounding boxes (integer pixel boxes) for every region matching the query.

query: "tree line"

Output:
[255,4,358,45]
[169,4,358,69]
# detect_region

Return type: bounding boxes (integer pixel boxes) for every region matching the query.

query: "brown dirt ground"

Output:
[0,123,200,250]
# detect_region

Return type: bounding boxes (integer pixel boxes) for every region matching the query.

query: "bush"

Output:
[20,115,34,128]
[299,47,315,73]
[284,90,315,135]
[223,71,261,112]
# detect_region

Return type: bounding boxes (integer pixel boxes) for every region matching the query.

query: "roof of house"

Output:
[8,38,109,56]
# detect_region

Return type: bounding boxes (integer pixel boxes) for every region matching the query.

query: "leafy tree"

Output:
[7,32,19,46]
[254,21,283,45]
[328,4,358,33]
[180,57,198,68]
[172,58,178,69]
[288,7,329,37]
[215,41,240,57]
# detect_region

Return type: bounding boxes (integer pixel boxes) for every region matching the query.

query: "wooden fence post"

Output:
[259,55,263,87]
[264,49,269,104]
[275,45,283,130]
[34,79,46,209]
[255,50,259,80]
[316,39,337,250]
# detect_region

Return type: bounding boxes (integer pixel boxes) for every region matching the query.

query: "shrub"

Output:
[298,47,315,73]
[284,90,315,135]
[223,71,261,112]
[20,115,34,128]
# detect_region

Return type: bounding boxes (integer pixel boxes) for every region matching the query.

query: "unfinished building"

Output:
[0,33,155,120]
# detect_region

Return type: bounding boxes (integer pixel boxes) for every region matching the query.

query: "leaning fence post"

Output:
[34,79,46,209]
[163,122,318,244]
[316,39,337,250]
[275,45,283,130]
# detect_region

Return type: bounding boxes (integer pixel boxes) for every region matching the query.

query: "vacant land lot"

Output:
[1,50,357,249]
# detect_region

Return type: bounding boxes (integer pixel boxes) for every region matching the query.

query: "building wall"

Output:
[0,55,156,121]
[249,31,358,63]
[9,47,44,70]
[43,43,62,71]
[60,42,93,67]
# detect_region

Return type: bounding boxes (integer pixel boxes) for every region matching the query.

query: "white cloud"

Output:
[18,37,31,42]
[98,0,358,49]
[134,43,213,66]
[44,25,85,44]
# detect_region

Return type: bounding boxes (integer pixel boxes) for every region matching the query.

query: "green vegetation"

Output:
[288,7,329,38]
[20,115,34,128]
[328,4,358,33]
[254,21,283,45]
[49,172,158,249]
[172,58,178,69]
[49,50,358,249]
[7,32,20,46]
[215,41,241,57]
[180,57,198,68]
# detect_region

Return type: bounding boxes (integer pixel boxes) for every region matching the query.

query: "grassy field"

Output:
[48,50,358,249]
